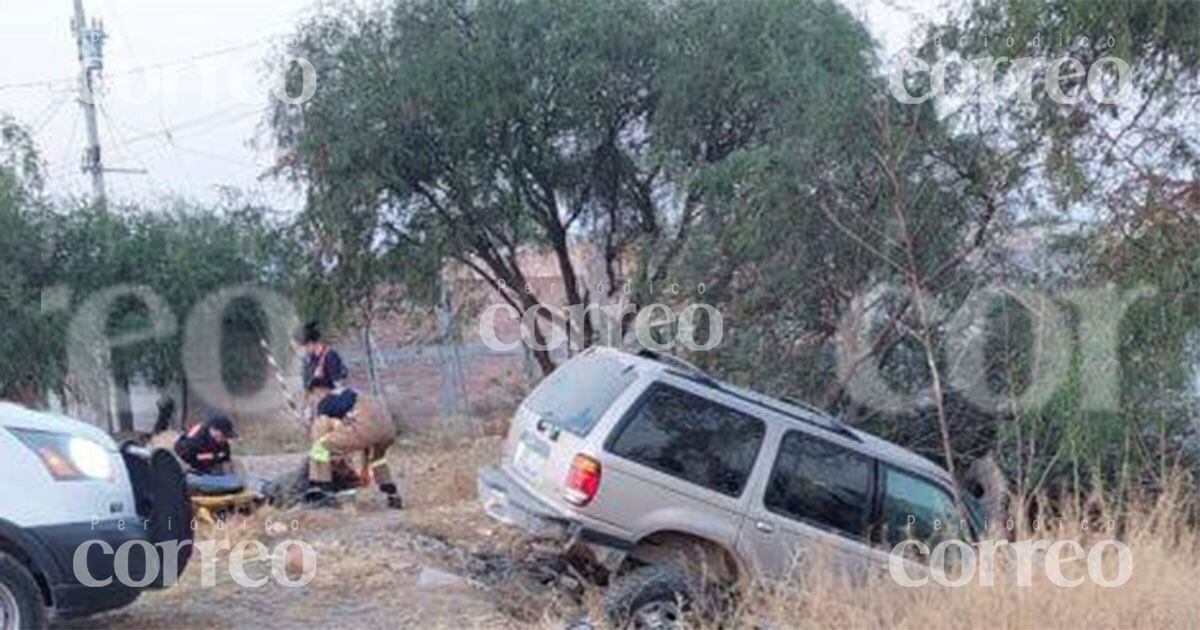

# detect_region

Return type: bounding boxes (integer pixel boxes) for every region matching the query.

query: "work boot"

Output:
[380,483,403,510]
[302,486,339,509]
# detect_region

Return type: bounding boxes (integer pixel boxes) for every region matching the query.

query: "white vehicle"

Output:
[0,402,190,629]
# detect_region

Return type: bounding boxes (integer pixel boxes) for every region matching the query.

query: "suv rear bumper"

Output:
[477,466,633,556]
[478,465,573,540]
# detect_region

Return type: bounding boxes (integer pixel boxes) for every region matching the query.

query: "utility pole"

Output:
[72,0,107,205]
[68,1,146,433]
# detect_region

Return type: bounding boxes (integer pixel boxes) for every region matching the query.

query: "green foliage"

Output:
[1,0,1193,502]
[938,0,1200,207]
[0,119,302,406]
[910,0,1200,489]
[45,198,300,390]
[271,0,902,372]
[672,13,1004,412]
[0,117,57,401]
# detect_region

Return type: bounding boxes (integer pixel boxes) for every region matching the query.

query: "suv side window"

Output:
[878,466,963,547]
[764,430,872,539]
[607,383,765,497]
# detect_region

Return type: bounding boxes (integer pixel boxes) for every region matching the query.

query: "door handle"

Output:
[754,520,775,534]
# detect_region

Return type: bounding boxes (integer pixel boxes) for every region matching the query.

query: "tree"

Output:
[0,117,60,402]
[297,192,441,397]
[271,0,878,374]
[38,195,301,429]
[657,3,1016,478]
[936,0,1200,212]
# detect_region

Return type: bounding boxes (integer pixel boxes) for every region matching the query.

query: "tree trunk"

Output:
[115,373,135,433]
[180,381,190,429]
[362,318,383,399]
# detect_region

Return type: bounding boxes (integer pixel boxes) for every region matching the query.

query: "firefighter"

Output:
[174,414,237,476]
[297,321,348,388]
[304,376,402,509]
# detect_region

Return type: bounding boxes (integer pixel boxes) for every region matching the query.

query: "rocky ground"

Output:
[54,437,587,630]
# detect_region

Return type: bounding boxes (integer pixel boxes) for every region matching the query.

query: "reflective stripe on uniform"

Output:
[310,439,331,463]
[369,457,388,469]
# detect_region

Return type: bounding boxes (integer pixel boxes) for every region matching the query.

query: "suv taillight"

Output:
[563,454,601,506]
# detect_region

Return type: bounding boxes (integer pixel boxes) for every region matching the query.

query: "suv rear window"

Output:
[764,430,872,539]
[523,353,638,437]
[607,383,765,496]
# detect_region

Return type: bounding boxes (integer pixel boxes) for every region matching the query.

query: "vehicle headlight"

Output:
[7,428,114,481]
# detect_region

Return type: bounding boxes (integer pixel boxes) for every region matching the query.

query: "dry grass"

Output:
[716,479,1200,630]
[395,435,502,506]
[364,426,1200,629]
[234,417,310,455]
[152,411,1200,630]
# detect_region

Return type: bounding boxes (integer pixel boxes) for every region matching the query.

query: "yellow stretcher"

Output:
[190,488,261,524]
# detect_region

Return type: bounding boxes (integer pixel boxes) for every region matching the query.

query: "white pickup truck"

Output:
[0,402,190,629]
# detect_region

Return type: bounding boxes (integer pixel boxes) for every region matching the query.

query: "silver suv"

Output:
[478,347,973,626]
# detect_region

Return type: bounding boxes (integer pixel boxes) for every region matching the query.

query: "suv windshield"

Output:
[523,353,637,437]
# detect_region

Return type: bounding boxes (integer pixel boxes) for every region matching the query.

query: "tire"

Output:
[0,552,47,630]
[604,564,694,630]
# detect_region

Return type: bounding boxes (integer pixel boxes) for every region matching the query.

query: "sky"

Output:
[0,0,947,211]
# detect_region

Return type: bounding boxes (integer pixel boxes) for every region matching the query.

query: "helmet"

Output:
[206,414,237,438]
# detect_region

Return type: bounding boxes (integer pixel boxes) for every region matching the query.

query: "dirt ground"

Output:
[55,437,579,630]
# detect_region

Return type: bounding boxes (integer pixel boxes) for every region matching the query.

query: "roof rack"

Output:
[780,396,860,441]
[636,350,713,381]
[781,395,827,417]
[733,389,860,442]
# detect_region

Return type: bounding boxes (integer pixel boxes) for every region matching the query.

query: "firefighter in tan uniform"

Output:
[304,376,403,509]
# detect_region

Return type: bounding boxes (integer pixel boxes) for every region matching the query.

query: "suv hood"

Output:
[0,402,117,451]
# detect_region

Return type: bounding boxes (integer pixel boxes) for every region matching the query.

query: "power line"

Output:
[102,105,265,159]
[98,108,135,201]
[98,103,270,185]
[26,95,72,134]
[97,0,192,193]
[0,77,70,93]
[102,107,189,184]
[51,113,81,186]
[0,38,271,93]
[167,142,263,169]
[46,99,268,193]
[109,39,272,80]
[96,100,148,202]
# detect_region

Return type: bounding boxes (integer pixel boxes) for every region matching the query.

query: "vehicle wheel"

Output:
[0,552,46,630]
[604,564,694,630]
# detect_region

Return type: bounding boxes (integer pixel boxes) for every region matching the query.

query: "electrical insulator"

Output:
[80,18,107,71]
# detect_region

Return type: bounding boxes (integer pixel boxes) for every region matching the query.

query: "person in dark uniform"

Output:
[297,321,348,388]
[174,414,237,476]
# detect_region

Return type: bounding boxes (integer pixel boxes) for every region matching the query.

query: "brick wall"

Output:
[326,245,622,434]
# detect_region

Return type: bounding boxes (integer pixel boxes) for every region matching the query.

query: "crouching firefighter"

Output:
[304,377,403,509]
[174,414,237,475]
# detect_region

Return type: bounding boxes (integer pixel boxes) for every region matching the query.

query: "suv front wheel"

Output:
[604,564,694,630]
[0,551,46,630]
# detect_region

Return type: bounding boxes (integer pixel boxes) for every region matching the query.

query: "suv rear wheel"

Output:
[604,564,693,630]
[0,551,46,630]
